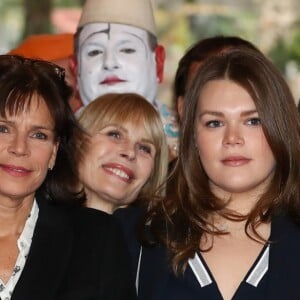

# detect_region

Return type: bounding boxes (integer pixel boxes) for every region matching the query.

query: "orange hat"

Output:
[8,33,74,61]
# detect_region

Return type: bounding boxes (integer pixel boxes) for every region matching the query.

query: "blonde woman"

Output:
[76,92,168,213]
[75,93,168,292]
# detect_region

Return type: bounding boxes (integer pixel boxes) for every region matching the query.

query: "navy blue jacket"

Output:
[117,207,300,300]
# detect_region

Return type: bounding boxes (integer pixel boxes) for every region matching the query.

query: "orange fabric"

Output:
[8,33,74,61]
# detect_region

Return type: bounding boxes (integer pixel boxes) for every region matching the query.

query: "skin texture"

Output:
[196,79,276,211]
[77,23,158,106]
[79,121,156,213]
[0,95,58,204]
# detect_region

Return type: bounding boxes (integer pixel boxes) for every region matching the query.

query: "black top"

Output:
[137,213,300,300]
[11,197,137,300]
[114,205,143,280]
[155,244,270,299]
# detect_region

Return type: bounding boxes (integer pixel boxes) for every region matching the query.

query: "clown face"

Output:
[77,23,158,106]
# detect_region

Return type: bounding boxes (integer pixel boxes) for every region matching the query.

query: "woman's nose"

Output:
[8,134,29,156]
[222,125,244,146]
[119,143,136,161]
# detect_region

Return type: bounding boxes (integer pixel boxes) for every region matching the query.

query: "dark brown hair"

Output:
[148,48,300,274]
[173,36,261,107]
[0,55,83,204]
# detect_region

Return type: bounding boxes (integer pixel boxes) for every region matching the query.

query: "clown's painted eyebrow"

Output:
[121,31,148,53]
[81,27,110,46]
[78,25,110,74]
[81,23,147,45]
[79,23,149,72]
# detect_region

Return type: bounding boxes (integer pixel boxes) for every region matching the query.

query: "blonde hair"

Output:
[77,93,168,200]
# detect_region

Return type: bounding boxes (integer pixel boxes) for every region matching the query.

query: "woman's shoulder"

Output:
[271,211,300,237]
[270,212,300,252]
[113,205,145,226]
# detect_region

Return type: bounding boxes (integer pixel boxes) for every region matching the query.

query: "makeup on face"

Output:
[77,23,157,106]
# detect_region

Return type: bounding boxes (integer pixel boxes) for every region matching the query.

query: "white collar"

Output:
[17,199,39,256]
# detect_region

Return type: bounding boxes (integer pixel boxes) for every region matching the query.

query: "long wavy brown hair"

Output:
[147,48,300,274]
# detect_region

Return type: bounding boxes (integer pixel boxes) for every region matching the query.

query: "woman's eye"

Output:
[139,144,152,155]
[107,130,121,139]
[205,120,223,128]
[0,125,8,133]
[246,117,261,126]
[32,132,47,140]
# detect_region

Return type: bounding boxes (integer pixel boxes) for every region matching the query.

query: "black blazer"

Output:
[11,198,136,300]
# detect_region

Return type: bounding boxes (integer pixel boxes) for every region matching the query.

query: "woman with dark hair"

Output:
[143,47,300,299]
[0,55,135,300]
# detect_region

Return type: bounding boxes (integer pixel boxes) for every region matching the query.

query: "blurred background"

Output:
[1,0,300,107]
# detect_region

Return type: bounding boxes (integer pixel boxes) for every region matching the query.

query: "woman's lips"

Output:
[0,164,31,177]
[102,163,134,183]
[221,156,251,167]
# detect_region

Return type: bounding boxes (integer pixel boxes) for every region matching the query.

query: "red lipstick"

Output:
[101,76,126,85]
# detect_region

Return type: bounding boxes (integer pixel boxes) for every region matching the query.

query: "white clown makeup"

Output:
[77,23,158,106]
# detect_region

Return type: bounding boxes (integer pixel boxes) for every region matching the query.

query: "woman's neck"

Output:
[85,197,114,214]
[0,196,34,237]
